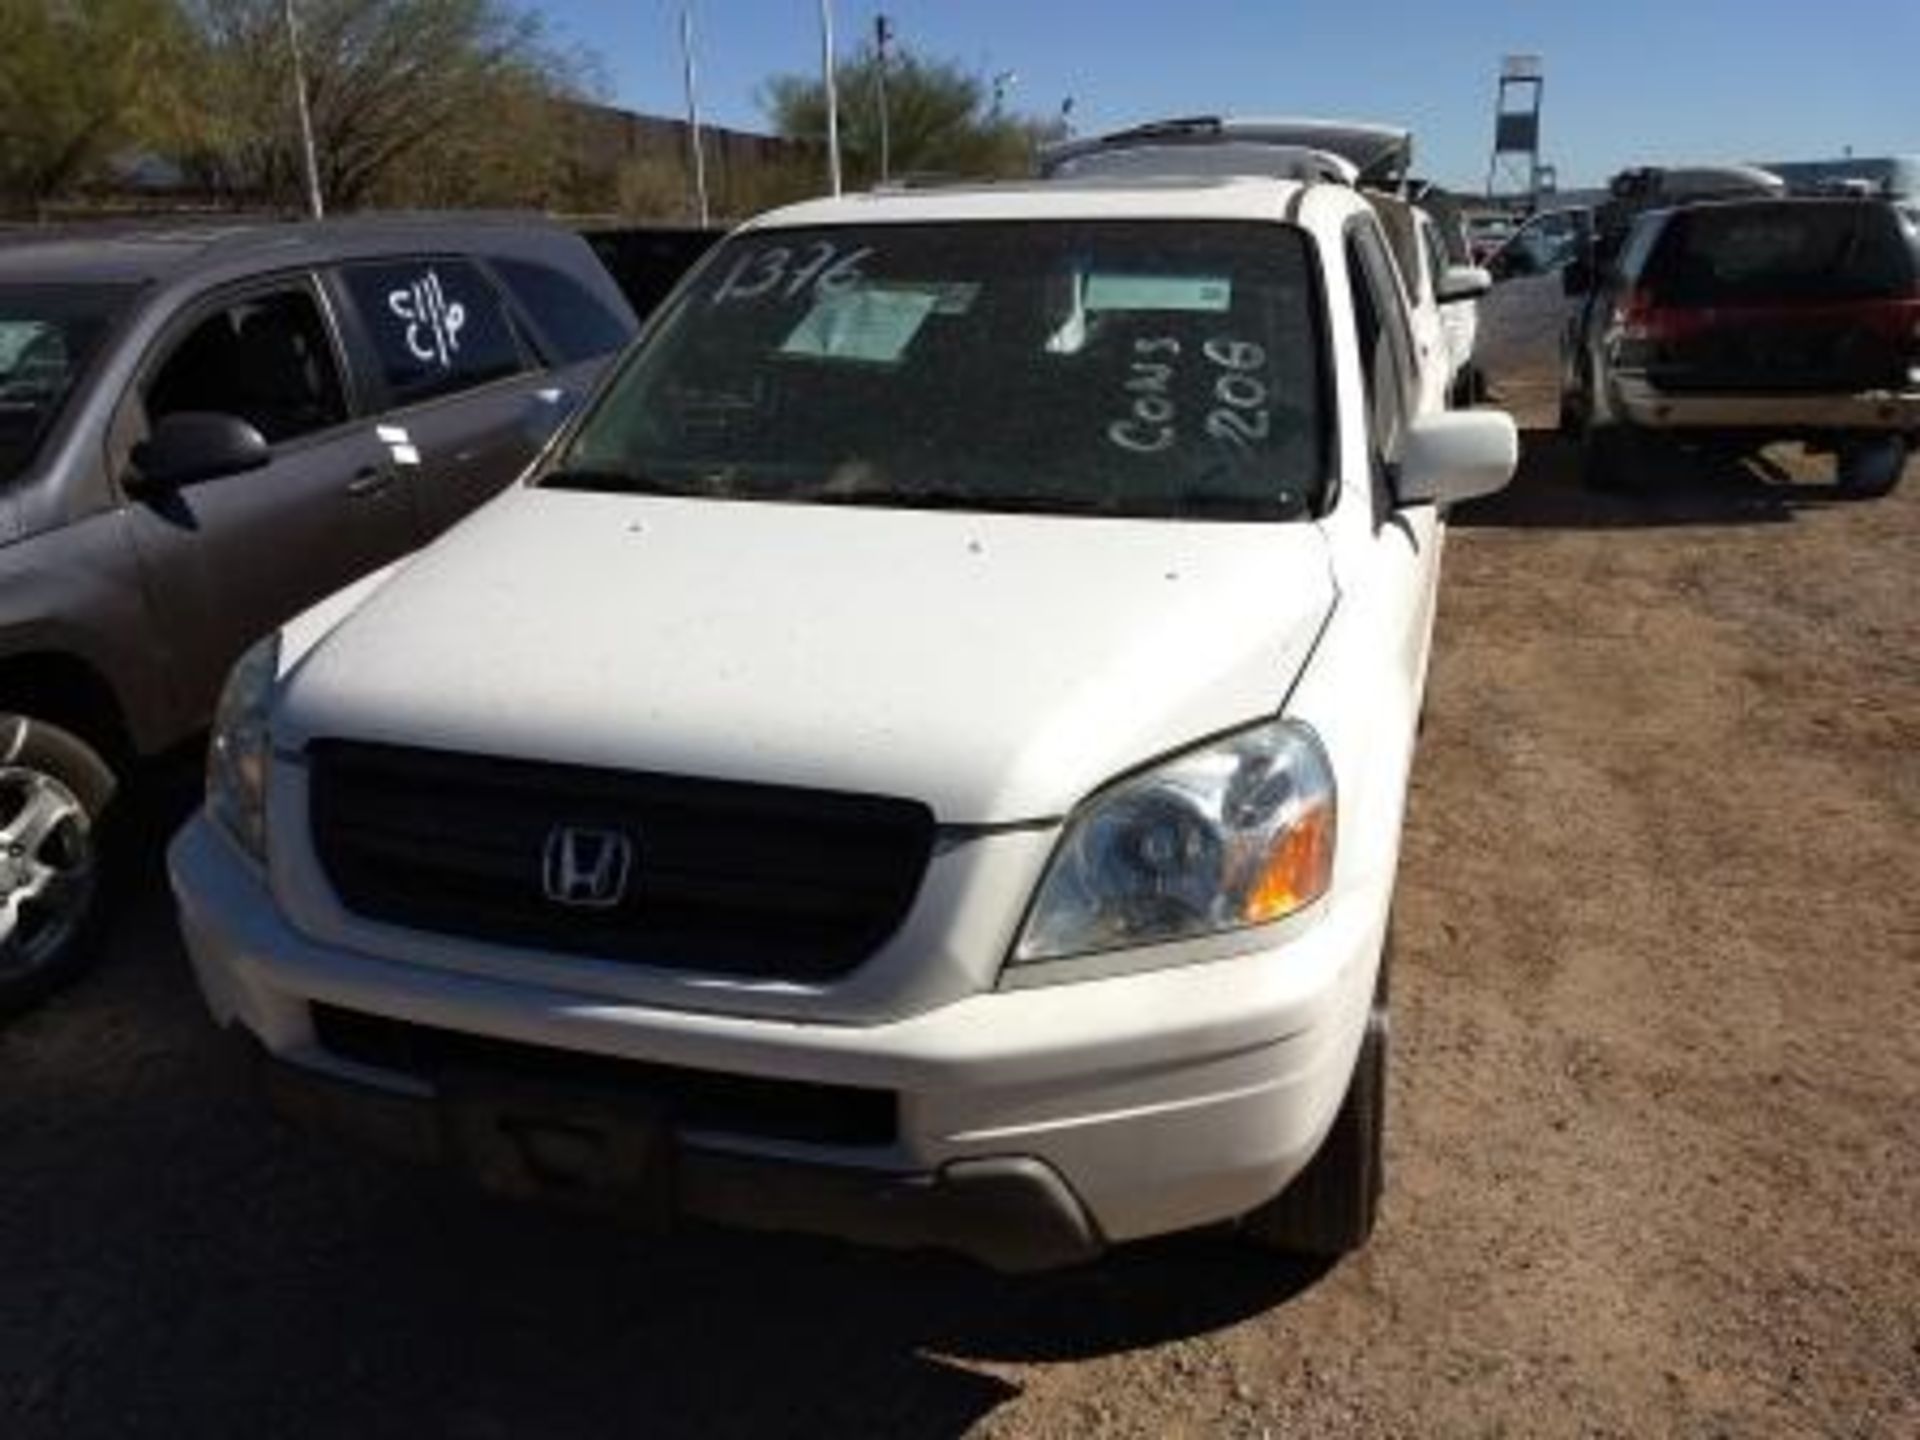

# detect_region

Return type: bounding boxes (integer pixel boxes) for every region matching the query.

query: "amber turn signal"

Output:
[1244,801,1335,922]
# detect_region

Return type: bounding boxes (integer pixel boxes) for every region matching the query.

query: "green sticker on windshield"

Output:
[780,286,939,363]
[1083,274,1232,312]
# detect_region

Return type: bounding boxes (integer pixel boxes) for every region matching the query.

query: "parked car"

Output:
[1407,183,1486,399]
[1559,195,1920,493]
[1410,204,1490,404]
[1761,155,1918,203]
[1039,116,1493,408]
[0,216,637,1013]
[171,175,1517,1270]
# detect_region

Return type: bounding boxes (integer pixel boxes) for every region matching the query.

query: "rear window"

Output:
[0,283,132,485]
[340,257,524,405]
[557,221,1329,521]
[490,257,633,364]
[1644,203,1918,304]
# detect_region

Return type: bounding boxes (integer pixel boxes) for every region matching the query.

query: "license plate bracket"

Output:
[441,1071,675,1225]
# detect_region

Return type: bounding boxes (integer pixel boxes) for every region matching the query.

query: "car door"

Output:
[1371,202,1451,418]
[1402,239,1451,414]
[1478,209,1589,383]
[327,255,548,540]
[1346,219,1443,695]
[111,273,416,722]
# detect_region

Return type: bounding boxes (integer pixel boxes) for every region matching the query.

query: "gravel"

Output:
[3,348,1916,1437]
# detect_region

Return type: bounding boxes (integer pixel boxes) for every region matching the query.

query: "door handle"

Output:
[345,465,395,498]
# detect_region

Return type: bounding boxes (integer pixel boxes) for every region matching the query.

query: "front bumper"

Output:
[171,814,1384,1268]
[1611,376,1920,433]
[260,1046,1103,1271]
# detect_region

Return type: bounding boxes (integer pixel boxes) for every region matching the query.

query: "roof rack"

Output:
[1105,116,1227,142]
[1038,140,1359,188]
[1040,115,1412,190]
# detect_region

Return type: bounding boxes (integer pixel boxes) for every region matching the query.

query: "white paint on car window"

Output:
[386,269,467,369]
[711,242,874,306]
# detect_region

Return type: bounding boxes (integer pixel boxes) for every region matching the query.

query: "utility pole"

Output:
[873,14,893,184]
[282,0,323,218]
[819,0,842,194]
[680,5,710,225]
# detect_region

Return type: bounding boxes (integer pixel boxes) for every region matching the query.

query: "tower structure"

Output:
[1485,53,1545,205]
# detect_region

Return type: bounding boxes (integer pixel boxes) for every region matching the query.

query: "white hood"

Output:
[277,489,1336,824]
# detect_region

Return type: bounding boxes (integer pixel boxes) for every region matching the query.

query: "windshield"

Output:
[555,221,1328,521]
[0,284,133,485]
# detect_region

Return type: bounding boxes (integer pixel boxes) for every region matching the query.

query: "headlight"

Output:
[207,633,280,863]
[1013,719,1335,964]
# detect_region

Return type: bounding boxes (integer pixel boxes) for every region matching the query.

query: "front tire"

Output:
[0,715,117,1018]
[1242,994,1387,1259]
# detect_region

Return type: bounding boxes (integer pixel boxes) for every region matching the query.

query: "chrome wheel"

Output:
[0,766,97,982]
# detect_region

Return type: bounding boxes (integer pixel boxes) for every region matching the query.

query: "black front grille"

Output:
[311,1005,897,1147]
[307,741,935,982]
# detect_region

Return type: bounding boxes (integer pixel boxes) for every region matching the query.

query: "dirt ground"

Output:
[3,358,1917,1437]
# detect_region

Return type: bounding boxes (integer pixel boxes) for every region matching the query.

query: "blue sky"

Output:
[535,1,1918,189]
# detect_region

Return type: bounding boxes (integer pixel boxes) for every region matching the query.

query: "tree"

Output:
[761,44,1043,188]
[183,0,596,210]
[0,0,194,211]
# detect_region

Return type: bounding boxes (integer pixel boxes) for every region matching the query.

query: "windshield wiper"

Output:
[538,466,699,497]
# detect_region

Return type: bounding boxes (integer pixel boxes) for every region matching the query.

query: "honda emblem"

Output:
[541,826,635,909]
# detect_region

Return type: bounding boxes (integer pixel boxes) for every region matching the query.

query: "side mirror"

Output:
[1435,265,1493,304]
[1396,411,1517,507]
[129,412,270,490]
[1561,258,1595,296]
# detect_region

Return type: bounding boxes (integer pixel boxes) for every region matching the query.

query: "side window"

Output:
[489,257,633,364]
[340,257,523,405]
[145,287,347,445]
[1420,222,1451,300]
[1346,225,1414,482]
[1617,216,1666,285]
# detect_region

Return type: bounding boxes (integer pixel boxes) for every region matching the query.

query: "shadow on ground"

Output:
[2,781,1327,1440]
[1450,424,1872,532]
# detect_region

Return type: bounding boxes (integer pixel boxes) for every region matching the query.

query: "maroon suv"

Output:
[1559,196,1920,494]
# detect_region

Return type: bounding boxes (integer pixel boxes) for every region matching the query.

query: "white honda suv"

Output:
[171,176,1516,1271]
